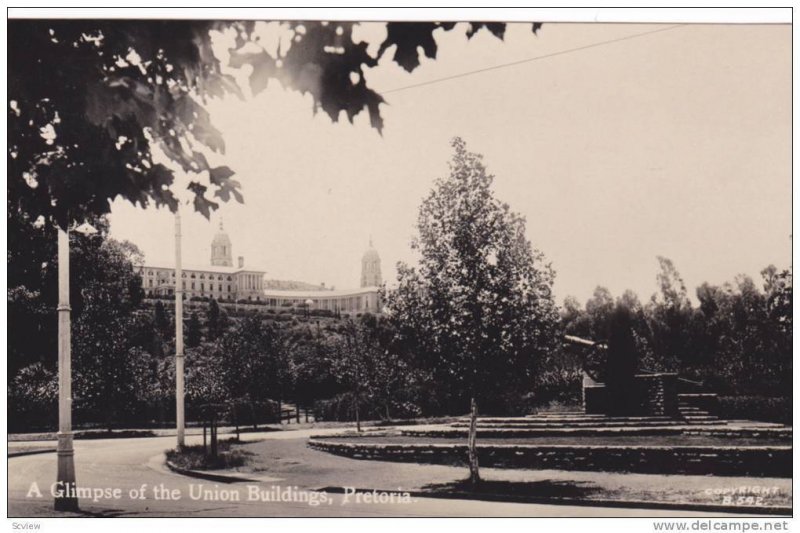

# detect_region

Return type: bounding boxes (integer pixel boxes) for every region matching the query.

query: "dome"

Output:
[212,220,232,247]
[211,219,233,266]
[360,237,382,288]
[362,243,380,262]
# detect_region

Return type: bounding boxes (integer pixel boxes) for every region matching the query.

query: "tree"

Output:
[206,297,228,340]
[385,138,560,486]
[153,300,172,339]
[186,312,202,348]
[645,257,693,371]
[70,237,150,430]
[218,315,284,427]
[585,286,615,341]
[9,20,540,229]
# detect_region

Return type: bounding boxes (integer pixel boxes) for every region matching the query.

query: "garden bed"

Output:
[166,439,253,471]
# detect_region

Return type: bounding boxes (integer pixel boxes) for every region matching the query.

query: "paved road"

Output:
[7,429,741,518]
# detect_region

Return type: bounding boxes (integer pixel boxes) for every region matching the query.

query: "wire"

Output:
[382,24,686,95]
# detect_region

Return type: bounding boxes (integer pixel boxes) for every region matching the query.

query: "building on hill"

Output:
[139,219,266,301]
[262,286,381,314]
[139,226,383,314]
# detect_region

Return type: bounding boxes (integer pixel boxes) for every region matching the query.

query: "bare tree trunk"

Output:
[355,387,361,433]
[467,396,480,487]
[210,415,218,458]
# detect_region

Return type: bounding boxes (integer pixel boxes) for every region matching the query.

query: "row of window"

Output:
[144,269,233,282]
[147,279,234,292]
[146,289,263,302]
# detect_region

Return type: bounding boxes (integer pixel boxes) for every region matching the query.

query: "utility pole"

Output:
[55,227,78,512]
[175,209,185,447]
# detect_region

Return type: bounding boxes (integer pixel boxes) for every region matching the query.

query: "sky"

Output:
[108,21,791,305]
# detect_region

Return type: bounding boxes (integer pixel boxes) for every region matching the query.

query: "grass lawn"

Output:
[233,434,792,511]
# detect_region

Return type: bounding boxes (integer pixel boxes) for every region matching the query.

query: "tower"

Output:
[361,237,382,287]
[211,219,233,267]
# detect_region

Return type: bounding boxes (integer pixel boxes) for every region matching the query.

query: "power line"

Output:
[382,24,686,95]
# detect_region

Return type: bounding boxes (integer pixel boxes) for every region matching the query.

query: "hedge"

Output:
[717,396,791,425]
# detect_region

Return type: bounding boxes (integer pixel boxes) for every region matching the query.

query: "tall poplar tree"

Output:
[385,138,559,485]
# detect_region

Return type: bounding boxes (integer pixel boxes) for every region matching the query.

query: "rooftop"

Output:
[140,263,265,275]
[264,286,380,298]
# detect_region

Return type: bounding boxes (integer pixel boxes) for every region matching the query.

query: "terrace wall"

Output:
[308,440,791,478]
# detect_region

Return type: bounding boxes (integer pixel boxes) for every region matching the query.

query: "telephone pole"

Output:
[175,209,185,447]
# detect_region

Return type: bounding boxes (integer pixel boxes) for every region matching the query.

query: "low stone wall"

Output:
[402,426,792,440]
[401,427,685,438]
[308,440,791,478]
[637,374,679,416]
[683,427,793,440]
[583,373,679,416]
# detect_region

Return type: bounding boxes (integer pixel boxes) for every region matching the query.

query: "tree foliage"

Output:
[386,137,560,411]
[561,259,792,399]
[9,20,540,229]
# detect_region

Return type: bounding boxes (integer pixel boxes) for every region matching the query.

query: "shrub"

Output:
[165,439,252,470]
[717,396,791,424]
[8,363,58,432]
[313,393,422,422]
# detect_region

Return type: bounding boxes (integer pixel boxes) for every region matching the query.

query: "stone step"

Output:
[472,416,675,424]
[527,414,606,419]
[452,421,691,429]
[459,418,726,427]
[530,411,586,415]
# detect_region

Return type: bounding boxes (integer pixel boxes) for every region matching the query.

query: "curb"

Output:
[164,460,260,484]
[8,448,57,458]
[317,486,792,517]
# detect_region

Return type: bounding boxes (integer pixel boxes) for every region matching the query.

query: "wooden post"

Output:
[55,227,78,512]
[175,210,185,448]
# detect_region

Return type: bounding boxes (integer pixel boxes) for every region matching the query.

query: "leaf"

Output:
[377,22,442,73]
[466,22,506,40]
[187,181,219,219]
[229,49,278,96]
[208,165,235,186]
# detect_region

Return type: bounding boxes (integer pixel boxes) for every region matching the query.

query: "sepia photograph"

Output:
[5,7,794,527]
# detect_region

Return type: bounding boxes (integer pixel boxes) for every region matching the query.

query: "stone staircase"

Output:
[678,399,720,425]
